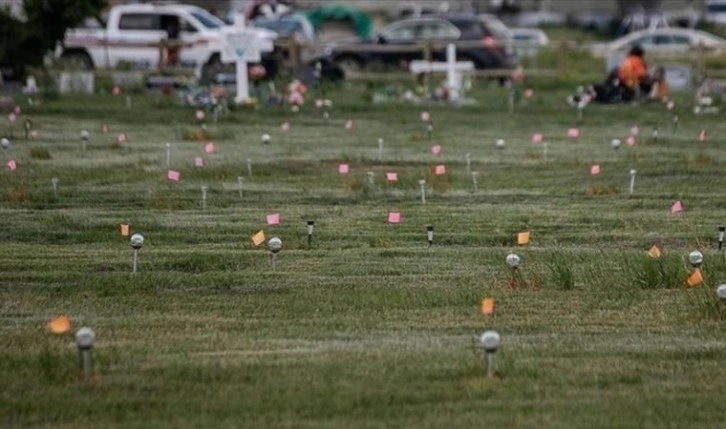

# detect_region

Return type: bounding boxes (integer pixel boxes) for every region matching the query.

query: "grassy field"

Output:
[2,80,726,428]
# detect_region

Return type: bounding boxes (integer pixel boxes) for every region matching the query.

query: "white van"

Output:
[705,0,726,25]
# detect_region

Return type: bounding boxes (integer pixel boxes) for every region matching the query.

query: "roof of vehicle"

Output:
[609,27,726,49]
[111,3,208,15]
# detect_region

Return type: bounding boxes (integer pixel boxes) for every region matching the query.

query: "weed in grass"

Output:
[688,285,726,320]
[544,252,576,290]
[28,146,51,159]
[5,186,28,203]
[622,253,687,290]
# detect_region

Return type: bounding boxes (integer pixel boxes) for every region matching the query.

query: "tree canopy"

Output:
[0,0,107,78]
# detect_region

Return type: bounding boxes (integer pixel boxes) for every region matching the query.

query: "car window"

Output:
[190,10,224,29]
[118,13,160,31]
[417,20,459,40]
[671,35,691,46]
[633,35,656,48]
[181,18,197,33]
[381,22,417,41]
[654,35,674,45]
[455,20,486,39]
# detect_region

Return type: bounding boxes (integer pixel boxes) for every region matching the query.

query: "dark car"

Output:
[325,14,516,73]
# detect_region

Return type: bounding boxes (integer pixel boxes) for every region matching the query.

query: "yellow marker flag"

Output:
[48,315,71,335]
[517,231,530,245]
[481,298,495,316]
[120,223,130,237]
[251,230,265,247]
[686,268,703,288]
[647,245,662,259]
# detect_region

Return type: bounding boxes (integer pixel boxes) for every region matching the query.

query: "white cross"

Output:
[221,20,276,104]
[409,43,474,102]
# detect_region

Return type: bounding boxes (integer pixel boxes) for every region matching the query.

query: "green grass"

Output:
[3,81,726,428]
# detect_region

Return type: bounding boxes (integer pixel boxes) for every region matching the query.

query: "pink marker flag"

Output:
[626,136,636,147]
[434,164,446,176]
[388,212,401,224]
[194,157,204,167]
[386,172,398,182]
[567,128,580,139]
[7,159,17,171]
[117,133,127,143]
[338,163,349,174]
[630,125,640,136]
[281,121,290,132]
[524,88,534,99]
[167,170,180,182]
[420,111,431,122]
[532,133,543,144]
[195,110,206,120]
[590,164,600,176]
[266,213,280,225]
[8,113,17,122]
[671,201,683,214]
[431,144,442,156]
[345,120,354,130]
[112,86,122,96]
[204,142,215,154]
[698,129,707,142]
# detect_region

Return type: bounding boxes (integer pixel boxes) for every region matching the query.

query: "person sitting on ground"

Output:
[618,45,651,102]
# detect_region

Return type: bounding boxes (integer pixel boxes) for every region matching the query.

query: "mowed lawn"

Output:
[2,82,726,428]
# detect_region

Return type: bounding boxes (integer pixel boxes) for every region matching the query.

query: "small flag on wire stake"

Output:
[671,200,683,214]
[481,298,495,316]
[251,230,265,246]
[388,212,401,224]
[48,316,71,334]
[686,268,703,288]
[167,170,180,182]
[266,213,280,225]
[647,245,662,258]
[517,231,530,245]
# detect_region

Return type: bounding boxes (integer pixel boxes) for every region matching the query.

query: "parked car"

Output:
[509,28,549,57]
[58,3,278,81]
[706,0,726,24]
[324,14,516,73]
[593,28,726,55]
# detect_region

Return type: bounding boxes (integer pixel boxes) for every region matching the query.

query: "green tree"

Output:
[0,0,107,78]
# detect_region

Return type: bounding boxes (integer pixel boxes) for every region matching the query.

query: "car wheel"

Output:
[59,51,94,71]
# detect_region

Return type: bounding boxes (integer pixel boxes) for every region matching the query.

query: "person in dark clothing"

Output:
[161,15,181,67]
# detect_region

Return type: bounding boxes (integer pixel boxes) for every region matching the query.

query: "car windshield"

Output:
[191,10,225,29]
[708,4,726,12]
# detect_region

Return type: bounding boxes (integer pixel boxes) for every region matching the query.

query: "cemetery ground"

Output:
[3,82,726,428]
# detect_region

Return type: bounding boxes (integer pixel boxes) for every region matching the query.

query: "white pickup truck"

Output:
[58,2,277,81]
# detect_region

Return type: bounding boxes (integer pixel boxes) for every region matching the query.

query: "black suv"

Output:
[325,14,516,73]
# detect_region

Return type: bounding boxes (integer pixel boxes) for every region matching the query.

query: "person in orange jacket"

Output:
[618,45,652,101]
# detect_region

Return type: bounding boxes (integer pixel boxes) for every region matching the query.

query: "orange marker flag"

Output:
[481,298,495,316]
[48,315,71,334]
[120,223,130,237]
[251,230,265,246]
[647,245,662,258]
[517,231,530,245]
[686,268,703,288]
